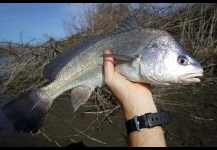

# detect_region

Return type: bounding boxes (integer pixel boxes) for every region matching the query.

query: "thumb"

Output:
[103,50,115,85]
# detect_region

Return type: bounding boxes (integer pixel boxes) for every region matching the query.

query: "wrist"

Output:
[122,95,158,121]
[123,85,157,120]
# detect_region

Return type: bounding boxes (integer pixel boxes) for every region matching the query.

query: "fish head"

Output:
[139,33,203,86]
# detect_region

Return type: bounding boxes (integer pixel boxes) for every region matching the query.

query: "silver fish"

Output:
[2,15,203,134]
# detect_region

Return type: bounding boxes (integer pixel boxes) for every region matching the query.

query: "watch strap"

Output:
[125,112,172,134]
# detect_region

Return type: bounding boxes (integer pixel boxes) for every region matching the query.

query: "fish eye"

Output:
[177,55,189,65]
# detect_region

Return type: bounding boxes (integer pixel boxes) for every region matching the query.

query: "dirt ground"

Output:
[0,79,217,147]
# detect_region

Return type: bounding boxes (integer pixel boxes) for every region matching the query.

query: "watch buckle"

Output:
[133,115,143,132]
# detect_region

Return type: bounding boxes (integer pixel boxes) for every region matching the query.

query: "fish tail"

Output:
[2,88,52,134]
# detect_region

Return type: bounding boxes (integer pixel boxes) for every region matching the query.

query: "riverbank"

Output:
[0,79,217,147]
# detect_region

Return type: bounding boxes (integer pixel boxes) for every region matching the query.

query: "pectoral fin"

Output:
[71,86,94,112]
[101,54,137,62]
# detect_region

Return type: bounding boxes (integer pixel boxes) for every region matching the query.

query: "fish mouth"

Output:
[179,73,203,83]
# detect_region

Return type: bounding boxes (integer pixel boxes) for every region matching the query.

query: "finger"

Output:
[103,50,115,84]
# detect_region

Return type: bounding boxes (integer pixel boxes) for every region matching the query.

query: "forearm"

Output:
[128,125,166,147]
[121,84,166,147]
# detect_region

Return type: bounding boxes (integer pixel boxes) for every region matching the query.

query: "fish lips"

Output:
[178,73,203,83]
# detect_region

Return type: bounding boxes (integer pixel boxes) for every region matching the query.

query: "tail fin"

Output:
[2,89,52,134]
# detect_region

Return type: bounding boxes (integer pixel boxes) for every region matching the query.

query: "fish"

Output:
[2,15,203,134]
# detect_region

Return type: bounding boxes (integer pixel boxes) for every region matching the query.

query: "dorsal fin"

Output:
[109,15,142,35]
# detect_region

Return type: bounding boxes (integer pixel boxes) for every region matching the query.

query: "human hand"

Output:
[103,50,158,120]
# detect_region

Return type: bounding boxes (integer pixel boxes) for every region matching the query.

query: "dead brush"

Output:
[0,41,58,96]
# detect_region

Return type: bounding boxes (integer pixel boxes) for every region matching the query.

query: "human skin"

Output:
[103,50,166,147]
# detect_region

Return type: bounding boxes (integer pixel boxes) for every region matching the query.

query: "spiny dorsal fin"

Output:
[109,15,142,35]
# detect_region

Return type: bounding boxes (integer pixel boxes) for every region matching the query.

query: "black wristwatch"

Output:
[125,112,172,134]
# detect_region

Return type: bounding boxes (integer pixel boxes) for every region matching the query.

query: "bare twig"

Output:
[73,127,106,145]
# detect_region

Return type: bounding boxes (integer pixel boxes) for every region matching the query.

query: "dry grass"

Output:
[0,3,217,122]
